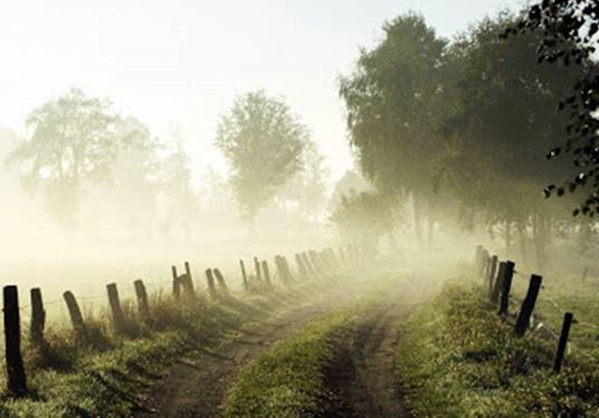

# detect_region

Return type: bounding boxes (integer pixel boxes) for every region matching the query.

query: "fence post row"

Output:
[3,285,27,397]
[514,274,543,337]
[30,287,46,345]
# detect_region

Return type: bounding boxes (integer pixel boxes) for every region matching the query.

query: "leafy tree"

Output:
[507,1,599,215]
[8,88,121,228]
[330,191,394,256]
[339,13,452,244]
[215,90,306,235]
[441,15,584,267]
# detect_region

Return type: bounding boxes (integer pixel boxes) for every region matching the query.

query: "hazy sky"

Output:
[0,0,523,187]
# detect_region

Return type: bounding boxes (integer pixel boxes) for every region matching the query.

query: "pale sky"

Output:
[0,0,524,187]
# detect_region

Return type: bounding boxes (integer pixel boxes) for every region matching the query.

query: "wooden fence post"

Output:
[172,266,181,300]
[481,250,490,278]
[239,260,248,291]
[183,261,195,296]
[63,291,87,341]
[3,285,27,396]
[499,261,515,317]
[30,287,46,345]
[261,260,272,286]
[133,279,150,319]
[254,257,262,281]
[487,255,498,296]
[213,268,230,296]
[553,312,574,373]
[107,283,126,334]
[491,262,506,302]
[514,274,543,337]
[205,269,218,300]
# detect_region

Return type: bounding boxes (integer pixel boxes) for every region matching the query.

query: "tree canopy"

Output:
[215,90,307,232]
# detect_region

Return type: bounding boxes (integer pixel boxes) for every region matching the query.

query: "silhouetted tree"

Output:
[8,88,121,228]
[215,90,306,235]
[330,191,394,256]
[339,13,452,245]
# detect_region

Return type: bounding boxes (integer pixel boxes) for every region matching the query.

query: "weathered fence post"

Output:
[182,261,195,296]
[30,287,46,345]
[107,283,126,334]
[481,250,490,279]
[261,260,272,286]
[3,285,27,396]
[63,291,87,340]
[553,312,574,373]
[205,269,218,300]
[133,279,150,319]
[487,255,498,296]
[295,253,307,278]
[172,266,181,300]
[213,268,230,296]
[499,261,515,318]
[239,259,248,291]
[491,262,506,302]
[254,257,262,281]
[514,274,543,337]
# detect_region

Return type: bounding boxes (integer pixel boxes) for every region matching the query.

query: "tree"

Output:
[330,191,394,257]
[440,14,584,267]
[339,13,452,245]
[215,90,306,235]
[507,1,599,216]
[8,88,121,228]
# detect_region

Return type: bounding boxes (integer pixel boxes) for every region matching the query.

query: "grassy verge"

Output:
[223,301,370,417]
[0,286,312,417]
[395,276,599,417]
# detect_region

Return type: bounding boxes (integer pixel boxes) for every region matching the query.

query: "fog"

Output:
[1,0,596,330]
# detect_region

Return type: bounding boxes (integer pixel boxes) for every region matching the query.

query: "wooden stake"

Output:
[133,279,150,319]
[553,312,574,373]
[63,291,87,341]
[107,283,126,334]
[30,287,46,345]
[514,274,543,337]
[3,285,27,396]
[239,259,248,291]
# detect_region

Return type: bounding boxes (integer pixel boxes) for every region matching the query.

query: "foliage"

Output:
[215,90,307,231]
[507,0,599,216]
[7,88,161,229]
[339,13,449,197]
[329,191,394,255]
